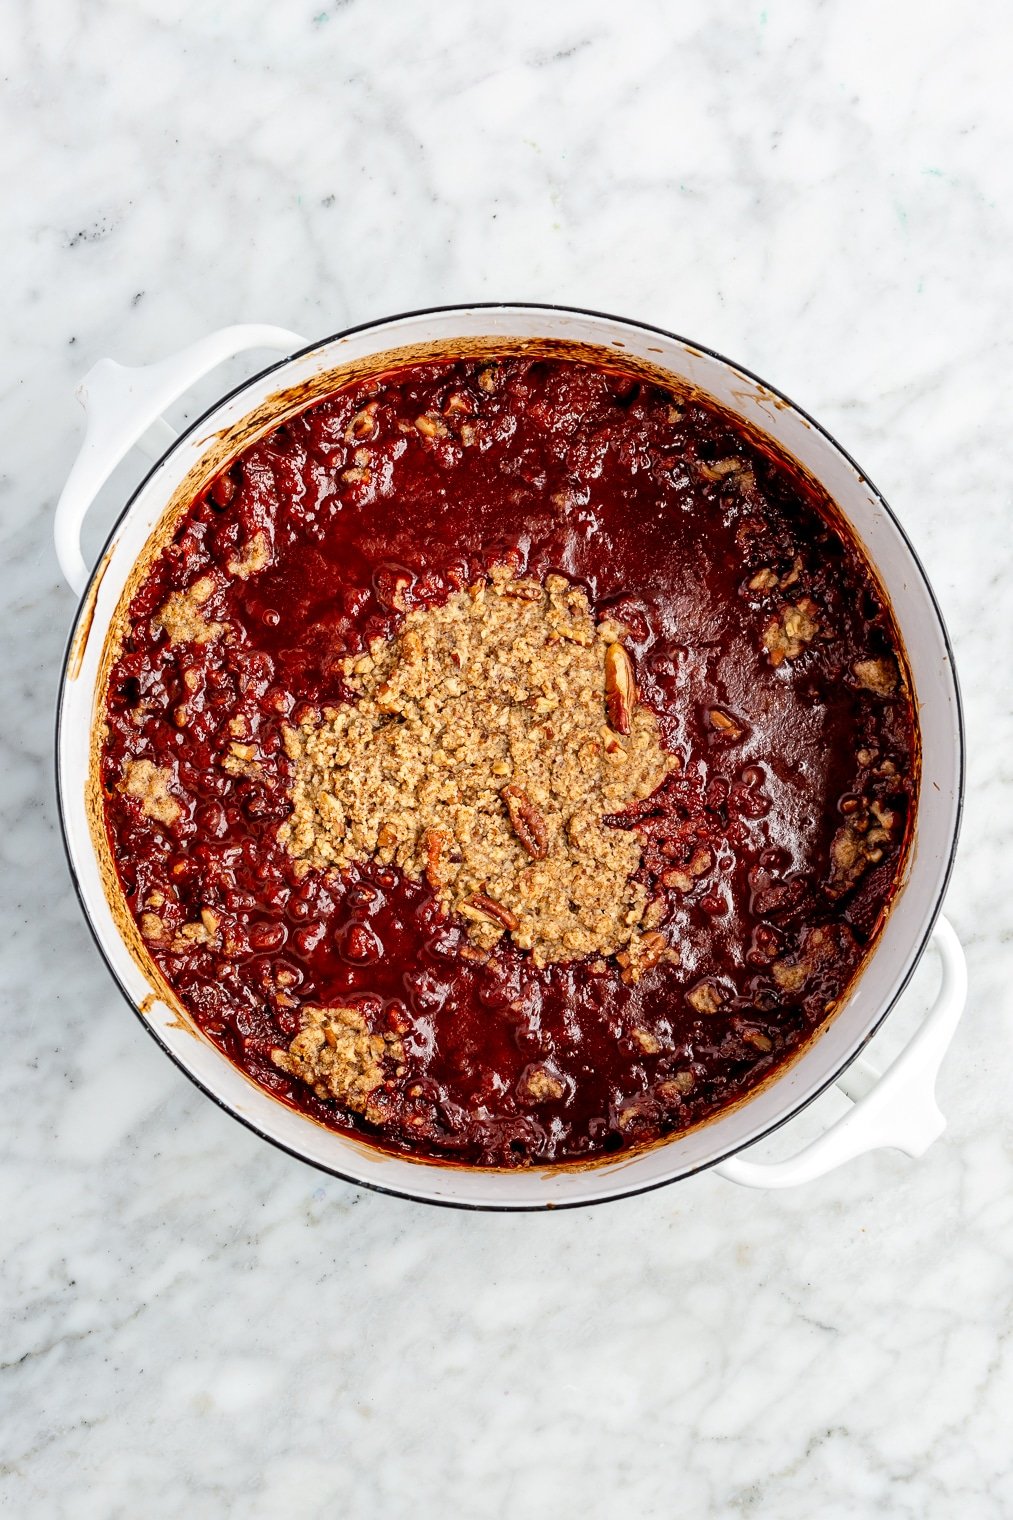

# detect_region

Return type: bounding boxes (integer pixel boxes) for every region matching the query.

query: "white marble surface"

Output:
[3,1,1012,1514]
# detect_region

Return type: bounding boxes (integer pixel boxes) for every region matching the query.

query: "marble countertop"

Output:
[4,1,1012,1514]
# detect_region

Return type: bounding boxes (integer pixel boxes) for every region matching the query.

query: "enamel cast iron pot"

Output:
[55,305,967,1210]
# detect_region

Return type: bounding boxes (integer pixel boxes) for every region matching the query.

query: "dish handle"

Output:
[715,914,966,1189]
[54,324,307,595]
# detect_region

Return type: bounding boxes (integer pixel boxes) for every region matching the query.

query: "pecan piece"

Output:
[687,982,724,1015]
[604,641,636,735]
[661,845,712,893]
[749,557,802,594]
[400,628,424,663]
[466,893,519,932]
[659,1070,695,1099]
[376,821,399,855]
[421,827,454,889]
[616,929,670,985]
[501,784,548,859]
[697,456,751,484]
[501,580,543,602]
[709,708,743,739]
[345,401,378,442]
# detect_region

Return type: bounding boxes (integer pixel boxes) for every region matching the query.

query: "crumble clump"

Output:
[762,597,821,667]
[772,923,854,992]
[118,759,181,825]
[227,530,271,580]
[686,981,724,1015]
[154,575,226,645]
[520,1065,566,1102]
[853,655,898,695]
[281,567,678,967]
[271,1006,403,1122]
[829,798,897,897]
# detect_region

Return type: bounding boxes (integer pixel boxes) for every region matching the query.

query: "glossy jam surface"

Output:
[100,357,917,1167]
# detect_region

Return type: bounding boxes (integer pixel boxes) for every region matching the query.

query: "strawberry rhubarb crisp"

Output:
[96,354,917,1166]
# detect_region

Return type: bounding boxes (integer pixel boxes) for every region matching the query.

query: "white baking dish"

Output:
[54,305,966,1208]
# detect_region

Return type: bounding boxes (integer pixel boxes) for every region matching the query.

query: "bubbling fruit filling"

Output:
[97,354,917,1168]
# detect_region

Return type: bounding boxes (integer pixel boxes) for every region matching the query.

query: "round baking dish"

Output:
[55,305,966,1208]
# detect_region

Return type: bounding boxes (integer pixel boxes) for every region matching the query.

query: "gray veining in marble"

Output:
[3,1,1012,1515]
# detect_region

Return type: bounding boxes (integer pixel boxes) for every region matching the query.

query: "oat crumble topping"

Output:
[227,530,271,580]
[271,1006,403,1122]
[829,798,897,896]
[772,924,839,991]
[852,656,898,695]
[154,575,225,645]
[281,568,678,966]
[520,1065,566,1102]
[763,597,821,667]
[118,759,181,825]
